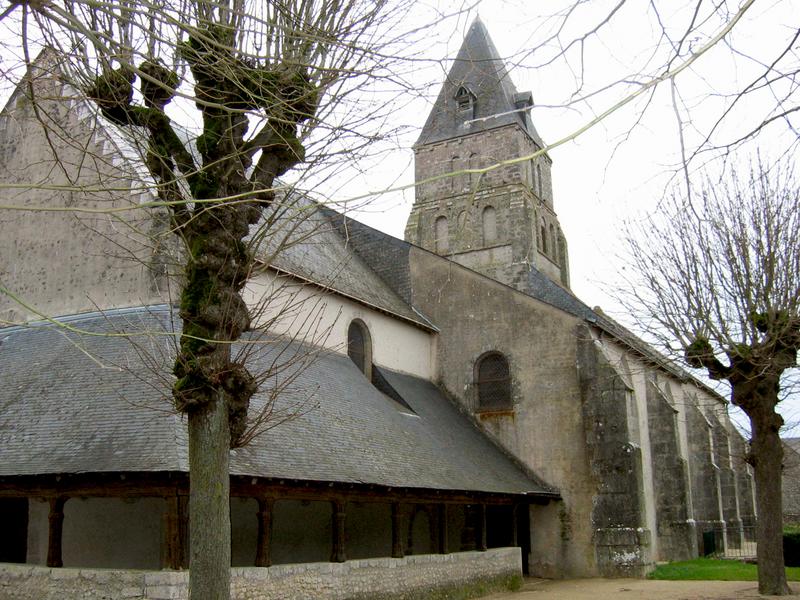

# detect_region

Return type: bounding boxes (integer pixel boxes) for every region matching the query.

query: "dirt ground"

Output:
[482,578,800,600]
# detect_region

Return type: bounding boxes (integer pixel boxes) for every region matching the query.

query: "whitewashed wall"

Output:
[244,272,436,380]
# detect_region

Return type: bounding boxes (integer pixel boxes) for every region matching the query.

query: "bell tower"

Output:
[405,17,570,290]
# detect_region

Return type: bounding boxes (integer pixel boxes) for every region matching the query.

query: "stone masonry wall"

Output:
[783,441,800,524]
[645,381,693,561]
[407,124,567,289]
[686,400,724,553]
[576,328,651,577]
[709,413,743,548]
[0,66,169,324]
[0,548,521,600]
[731,434,756,529]
[406,248,595,577]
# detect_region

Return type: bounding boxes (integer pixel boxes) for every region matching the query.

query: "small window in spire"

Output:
[454,86,476,118]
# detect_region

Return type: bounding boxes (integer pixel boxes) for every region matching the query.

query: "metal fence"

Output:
[703,525,757,560]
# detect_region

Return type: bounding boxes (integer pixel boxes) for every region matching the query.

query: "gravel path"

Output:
[482,578,800,600]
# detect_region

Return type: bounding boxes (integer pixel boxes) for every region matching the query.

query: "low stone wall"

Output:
[0,547,522,600]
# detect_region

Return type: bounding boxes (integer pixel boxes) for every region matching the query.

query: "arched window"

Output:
[468,152,480,189]
[550,224,557,263]
[482,206,497,246]
[435,216,449,253]
[449,155,460,192]
[536,164,543,198]
[540,217,548,254]
[457,210,467,232]
[347,320,372,380]
[475,352,512,411]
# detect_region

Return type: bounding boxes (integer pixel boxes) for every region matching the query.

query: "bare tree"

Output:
[620,159,799,595]
[0,1,427,598]
[503,1,799,168]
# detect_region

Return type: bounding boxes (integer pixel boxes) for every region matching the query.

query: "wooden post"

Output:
[330,499,346,563]
[179,495,189,568]
[255,498,274,567]
[47,496,66,568]
[477,503,487,551]
[461,505,476,551]
[391,502,404,558]
[165,495,185,570]
[438,504,448,554]
[511,503,519,547]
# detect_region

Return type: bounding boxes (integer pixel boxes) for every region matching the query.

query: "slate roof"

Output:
[416,17,545,148]
[253,193,434,331]
[0,307,553,497]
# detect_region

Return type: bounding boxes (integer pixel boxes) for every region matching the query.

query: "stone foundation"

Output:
[0,547,522,600]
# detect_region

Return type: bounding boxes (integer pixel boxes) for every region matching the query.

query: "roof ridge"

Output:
[0,304,173,334]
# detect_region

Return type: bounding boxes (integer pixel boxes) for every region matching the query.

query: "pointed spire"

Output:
[416,17,544,147]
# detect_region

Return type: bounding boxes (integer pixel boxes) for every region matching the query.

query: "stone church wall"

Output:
[645,381,693,561]
[0,72,168,324]
[576,330,651,576]
[709,413,744,549]
[731,434,756,528]
[783,442,800,524]
[405,247,596,577]
[685,399,725,553]
[408,125,565,289]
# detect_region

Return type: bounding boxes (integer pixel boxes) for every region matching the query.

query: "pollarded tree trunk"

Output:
[744,392,790,595]
[188,386,231,598]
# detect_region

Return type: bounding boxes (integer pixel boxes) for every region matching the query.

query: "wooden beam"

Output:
[0,472,560,507]
[46,496,66,568]
[391,502,404,558]
[330,500,347,563]
[511,503,519,547]
[255,498,274,567]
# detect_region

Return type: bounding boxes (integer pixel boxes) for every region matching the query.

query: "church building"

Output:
[0,18,755,599]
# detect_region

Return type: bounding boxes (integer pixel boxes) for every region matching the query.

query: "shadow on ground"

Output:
[482,578,800,600]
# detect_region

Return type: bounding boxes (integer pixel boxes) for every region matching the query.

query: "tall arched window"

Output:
[347,319,372,380]
[540,217,548,254]
[536,164,543,198]
[468,152,480,189]
[482,206,497,245]
[550,224,557,263]
[435,216,449,253]
[457,210,467,233]
[449,155,460,192]
[475,352,512,411]
[529,159,536,188]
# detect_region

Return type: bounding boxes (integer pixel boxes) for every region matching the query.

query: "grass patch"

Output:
[648,558,800,581]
